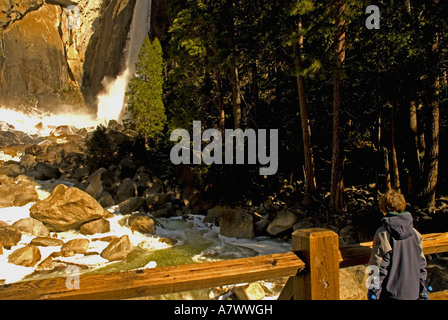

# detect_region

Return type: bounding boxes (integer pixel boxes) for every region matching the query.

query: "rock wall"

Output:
[0,0,136,111]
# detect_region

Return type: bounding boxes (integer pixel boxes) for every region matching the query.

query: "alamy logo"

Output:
[170,121,278,175]
[65,265,80,290]
[66,5,81,30]
[365,265,380,290]
[365,5,380,30]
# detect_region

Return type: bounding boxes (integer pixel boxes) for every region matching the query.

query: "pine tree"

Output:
[126,37,167,144]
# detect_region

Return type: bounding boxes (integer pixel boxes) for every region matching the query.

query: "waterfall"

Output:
[96,0,152,123]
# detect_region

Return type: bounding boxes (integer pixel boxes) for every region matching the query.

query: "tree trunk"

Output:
[407,99,421,197]
[419,32,440,212]
[375,113,382,195]
[389,102,401,190]
[403,0,420,199]
[420,77,440,211]
[225,0,242,129]
[229,55,242,129]
[376,112,392,194]
[404,0,411,14]
[251,61,259,125]
[329,0,346,213]
[215,69,225,134]
[292,20,316,204]
[384,147,392,191]
[417,102,426,155]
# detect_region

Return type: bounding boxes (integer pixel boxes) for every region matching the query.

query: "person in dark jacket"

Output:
[367,189,428,300]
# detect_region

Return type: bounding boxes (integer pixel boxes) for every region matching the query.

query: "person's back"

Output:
[368,189,427,300]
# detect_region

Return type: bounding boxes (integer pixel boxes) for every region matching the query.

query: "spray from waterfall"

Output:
[96,0,152,124]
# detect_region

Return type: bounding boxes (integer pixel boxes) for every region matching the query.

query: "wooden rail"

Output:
[0,252,304,300]
[0,228,447,300]
[279,229,448,300]
[339,231,448,268]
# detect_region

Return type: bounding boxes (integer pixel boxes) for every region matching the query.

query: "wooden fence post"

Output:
[292,228,340,300]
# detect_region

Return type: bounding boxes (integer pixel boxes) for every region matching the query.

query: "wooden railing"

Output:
[278,228,448,300]
[0,228,447,300]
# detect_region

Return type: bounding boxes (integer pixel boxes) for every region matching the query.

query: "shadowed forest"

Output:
[118,0,447,218]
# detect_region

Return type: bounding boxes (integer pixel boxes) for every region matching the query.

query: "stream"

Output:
[0,179,291,299]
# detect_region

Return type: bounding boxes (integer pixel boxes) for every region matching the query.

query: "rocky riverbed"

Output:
[0,116,447,300]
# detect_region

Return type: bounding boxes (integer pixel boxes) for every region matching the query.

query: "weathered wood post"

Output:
[292,228,340,300]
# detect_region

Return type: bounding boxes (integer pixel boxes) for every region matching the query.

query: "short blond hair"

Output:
[379,189,406,214]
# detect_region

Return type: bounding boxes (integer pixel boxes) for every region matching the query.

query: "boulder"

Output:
[98,191,115,208]
[8,245,41,267]
[85,167,114,200]
[118,196,145,215]
[114,178,137,204]
[204,205,231,225]
[0,136,14,148]
[0,226,22,249]
[52,125,76,136]
[92,236,119,243]
[427,257,448,293]
[15,174,38,186]
[107,120,125,131]
[12,218,50,237]
[266,210,299,236]
[0,174,14,185]
[135,167,164,195]
[147,193,170,208]
[128,214,156,234]
[85,168,104,199]
[119,157,137,179]
[61,239,90,255]
[339,265,368,300]
[35,144,64,165]
[100,235,133,261]
[293,217,316,231]
[2,145,26,158]
[36,256,55,270]
[0,122,15,131]
[0,183,39,208]
[220,208,254,239]
[108,130,129,147]
[30,184,109,231]
[25,143,44,156]
[151,202,174,218]
[142,179,164,200]
[339,226,358,246]
[33,162,61,180]
[30,237,64,247]
[158,237,177,246]
[0,131,21,145]
[0,161,25,177]
[254,214,270,234]
[73,166,90,181]
[77,128,88,137]
[232,283,266,300]
[61,140,80,154]
[79,218,110,235]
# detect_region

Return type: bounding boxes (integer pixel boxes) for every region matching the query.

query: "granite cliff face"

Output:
[0,0,136,111]
[0,0,172,113]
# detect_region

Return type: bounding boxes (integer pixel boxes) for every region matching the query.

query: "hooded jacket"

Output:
[368,212,427,300]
